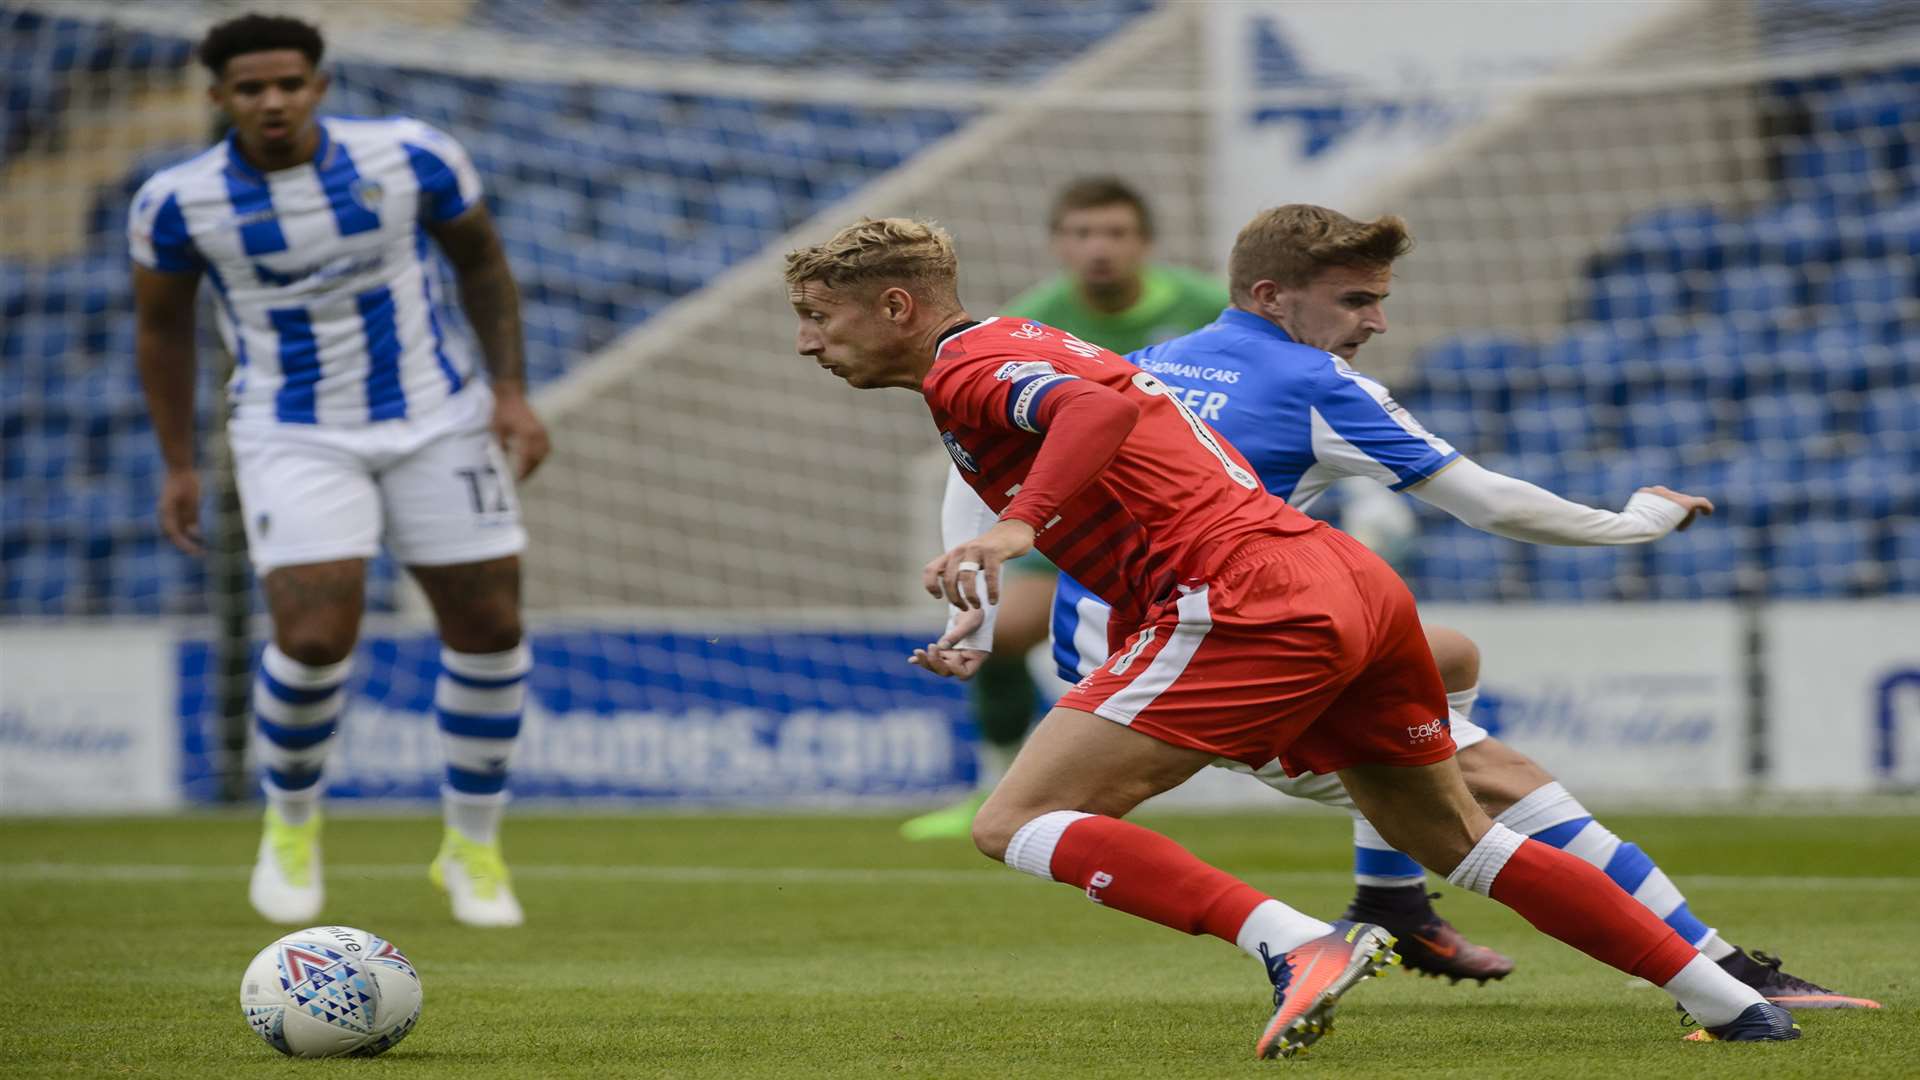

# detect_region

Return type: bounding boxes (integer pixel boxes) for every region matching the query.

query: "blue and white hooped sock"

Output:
[435,643,531,845]
[1353,813,1428,888]
[1496,781,1733,960]
[253,644,352,825]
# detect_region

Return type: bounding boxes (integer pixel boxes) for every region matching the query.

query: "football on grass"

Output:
[240,925,422,1057]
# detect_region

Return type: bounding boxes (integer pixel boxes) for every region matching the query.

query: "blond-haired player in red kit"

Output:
[785,218,1798,1057]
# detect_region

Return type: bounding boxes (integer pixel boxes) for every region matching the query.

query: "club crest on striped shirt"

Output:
[350,177,384,213]
[941,431,977,473]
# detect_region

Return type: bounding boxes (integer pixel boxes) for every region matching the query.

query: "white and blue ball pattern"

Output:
[240,926,423,1057]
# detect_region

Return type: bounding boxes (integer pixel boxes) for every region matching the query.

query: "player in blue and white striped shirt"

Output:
[132,14,547,929]
[928,205,1872,1011]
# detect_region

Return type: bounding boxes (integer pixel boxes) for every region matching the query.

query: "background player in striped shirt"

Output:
[788,217,1798,1054]
[130,14,548,928]
[930,204,1875,1010]
[902,177,1227,842]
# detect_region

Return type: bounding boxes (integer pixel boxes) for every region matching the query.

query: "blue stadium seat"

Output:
[1583,270,1688,323]
[1598,203,1727,276]
[1750,320,1876,394]
[106,536,185,615]
[1819,256,1916,320]
[1767,518,1874,597]
[1404,521,1514,602]
[1647,523,1748,599]
[1741,200,1849,267]
[1399,392,1485,456]
[1722,449,1807,527]
[1696,264,1801,317]
[1860,385,1920,448]
[1532,544,1631,601]
[1889,520,1920,595]
[1858,196,1920,261]
[5,422,72,485]
[1617,394,1721,451]
[2,537,79,615]
[465,0,1155,80]
[1504,392,1596,456]
[1816,453,1915,521]
[1778,131,1883,212]
[1739,391,1830,446]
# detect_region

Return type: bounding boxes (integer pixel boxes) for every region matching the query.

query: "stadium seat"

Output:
[1646,523,1750,599]
[1888,520,1920,594]
[1403,521,1514,602]
[1,537,80,614]
[1818,255,1915,317]
[1617,394,1722,451]
[1504,392,1597,456]
[1767,517,1876,597]
[1861,385,1920,448]
[1695,264,1801,317]
[1583,270,1688,324]
[1720,449,1810,528]
[1532,544,1632,602]
[1739,391,1831,446]
[1741,200,1849,267]
[1596,203,1728,276]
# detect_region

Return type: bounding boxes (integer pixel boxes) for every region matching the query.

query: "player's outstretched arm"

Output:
[1406,457,1713,545]
[132,264,207,555]
[428,204,550,480]
[1304,361,1710,546]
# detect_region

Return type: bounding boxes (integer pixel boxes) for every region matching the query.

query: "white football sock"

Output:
[1004,810,1091,880]
[1445,822,1526,896]
[1662,953,1765,1027]
[1235,900,1336,963]
[443,787,509,845]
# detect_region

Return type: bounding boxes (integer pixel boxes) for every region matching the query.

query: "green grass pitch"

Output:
[2,811,1914,1078]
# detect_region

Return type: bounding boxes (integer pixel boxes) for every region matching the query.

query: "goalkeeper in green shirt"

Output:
[901,176,1228,840]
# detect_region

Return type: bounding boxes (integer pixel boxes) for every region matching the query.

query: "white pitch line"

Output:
[2,863,1917,891]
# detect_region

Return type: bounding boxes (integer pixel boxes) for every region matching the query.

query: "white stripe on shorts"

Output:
[1093,585,1213,726]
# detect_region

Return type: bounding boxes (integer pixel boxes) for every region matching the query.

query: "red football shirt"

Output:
[923,317,1317,623]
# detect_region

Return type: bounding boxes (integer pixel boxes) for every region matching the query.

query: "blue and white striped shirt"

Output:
[129,116,481,426]
[1052,308,1460,680]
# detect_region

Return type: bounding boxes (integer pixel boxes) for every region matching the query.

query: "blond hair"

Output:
[784,217,960,304]
[1228,205,1412,302]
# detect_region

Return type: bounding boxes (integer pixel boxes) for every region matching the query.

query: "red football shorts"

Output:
[1054,525,1455,774]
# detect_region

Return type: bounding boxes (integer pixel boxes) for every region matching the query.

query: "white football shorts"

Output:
[1218,713,1491,811]
[229,382,527,574]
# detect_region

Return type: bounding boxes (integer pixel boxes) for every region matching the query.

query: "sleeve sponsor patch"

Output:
[995,360,1058,382]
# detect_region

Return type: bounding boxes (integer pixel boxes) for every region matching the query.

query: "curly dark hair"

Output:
[198,13,324,78]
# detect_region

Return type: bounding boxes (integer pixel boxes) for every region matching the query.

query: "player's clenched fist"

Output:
[923,519,1037,611]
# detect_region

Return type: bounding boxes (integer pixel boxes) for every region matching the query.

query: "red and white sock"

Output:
[1004,811,1332,963]
[1448,823,1763,1025]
